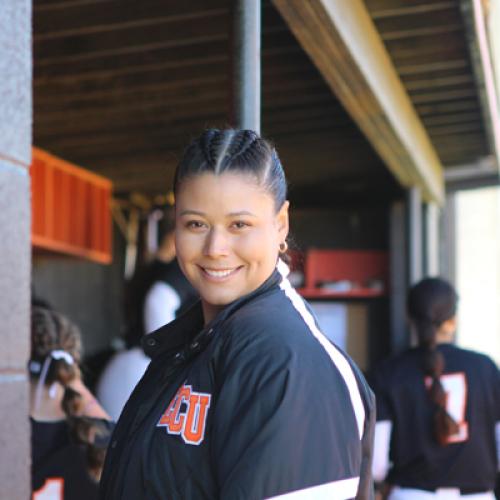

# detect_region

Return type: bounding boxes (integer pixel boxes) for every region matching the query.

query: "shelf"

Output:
[289,249,388,301]
[297,288,386,299]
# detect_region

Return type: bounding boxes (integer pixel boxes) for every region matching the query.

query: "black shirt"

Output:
[370,344,500,491]
[32,419,99,500]
[124,258,198,346]
[100,265,375,500]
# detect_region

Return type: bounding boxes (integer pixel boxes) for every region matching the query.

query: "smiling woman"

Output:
[99,129,376,500]
[175,171,289,323]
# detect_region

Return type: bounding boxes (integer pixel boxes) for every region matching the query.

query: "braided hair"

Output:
[30,307,111,482]
[407,278,459,446]
[173,129,287,212]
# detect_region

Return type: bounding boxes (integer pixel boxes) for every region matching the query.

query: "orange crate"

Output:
[31,147,112,264]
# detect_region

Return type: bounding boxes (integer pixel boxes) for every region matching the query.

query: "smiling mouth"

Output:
[200,266,242,280]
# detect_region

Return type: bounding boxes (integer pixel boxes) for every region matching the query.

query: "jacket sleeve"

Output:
[211,323,374,500]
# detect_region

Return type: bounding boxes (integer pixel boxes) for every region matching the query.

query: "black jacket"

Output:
[100,265,375,500]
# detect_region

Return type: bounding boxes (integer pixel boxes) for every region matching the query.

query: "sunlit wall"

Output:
[455,187,500,365]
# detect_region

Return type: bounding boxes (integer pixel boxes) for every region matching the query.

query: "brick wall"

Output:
[0,1,32,498]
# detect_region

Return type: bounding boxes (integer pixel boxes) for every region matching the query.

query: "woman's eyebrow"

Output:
[179,209,257,217]
[179,210,206,216]
[227,211,257,217]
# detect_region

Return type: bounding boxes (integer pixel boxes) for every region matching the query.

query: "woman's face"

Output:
[175,172,289,323]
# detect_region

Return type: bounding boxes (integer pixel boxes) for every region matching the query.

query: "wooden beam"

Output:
[368,1,456,20]
[381,24,461,42]
[34,39,306,88]
[409,88,477,104]
[34,55,321,100]
[404,74,474,92]
[272,0,444,202]
[374,5,462,38]
[415,98,479,117]
[426,121,484,136]
[35,103,346,141]
[433,132,486,148]
[421,111,482,127]
[385,33,467,61]
[398,59,468,77]
[35,77,328,114]
[34,32,300,80]
[34,87,334,126]
[34,0,229,39]
[34,13,286,64]
[34,20,227,63]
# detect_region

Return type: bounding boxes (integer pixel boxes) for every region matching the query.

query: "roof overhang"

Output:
[460,0,500,169]
[272,0,448,203]
[445,155,500,191]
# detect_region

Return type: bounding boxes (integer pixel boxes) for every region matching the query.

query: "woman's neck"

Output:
[435,333,454,344]
[202,302,223,326]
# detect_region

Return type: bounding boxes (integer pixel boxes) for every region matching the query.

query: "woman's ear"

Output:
[437,315,457,342]
[442,316,457,335]
[276,200,290,239]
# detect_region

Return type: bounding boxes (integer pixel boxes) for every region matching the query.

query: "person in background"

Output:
[30,306,113,500]
[370,278,500,499]
[141,209,199,334]
[96,210,197,421]
[100,128,375,500]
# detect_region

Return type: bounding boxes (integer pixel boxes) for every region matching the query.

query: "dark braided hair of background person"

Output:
[407,278,459,446]
[31,307,111,482]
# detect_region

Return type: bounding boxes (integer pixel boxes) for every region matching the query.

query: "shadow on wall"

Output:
[32,223,126,357]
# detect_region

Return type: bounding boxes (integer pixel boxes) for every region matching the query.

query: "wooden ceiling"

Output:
[33,0,490,201]
[365,0,490,166]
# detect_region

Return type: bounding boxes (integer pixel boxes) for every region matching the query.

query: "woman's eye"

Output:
[231,221,250,229]
[186,220,206,229]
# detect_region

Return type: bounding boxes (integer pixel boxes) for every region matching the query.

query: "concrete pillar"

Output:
[0,1,32,498]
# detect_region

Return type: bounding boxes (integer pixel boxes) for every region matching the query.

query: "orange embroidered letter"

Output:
[157,383,212,445]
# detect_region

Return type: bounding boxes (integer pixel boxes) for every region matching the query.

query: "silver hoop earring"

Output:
[279,241,288,254]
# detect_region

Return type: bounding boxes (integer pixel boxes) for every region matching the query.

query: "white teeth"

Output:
[204,268,234,278]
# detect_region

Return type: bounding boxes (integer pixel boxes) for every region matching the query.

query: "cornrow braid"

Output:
[213,130,236,175]
[407,278,459,446]
[200,128,220,166]
[228,129,259,164]
[174,128,287,212]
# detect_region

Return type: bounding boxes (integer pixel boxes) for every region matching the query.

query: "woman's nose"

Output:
[203,227,229,257]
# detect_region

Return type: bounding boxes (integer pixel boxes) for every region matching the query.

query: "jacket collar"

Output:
[142,262,287,359]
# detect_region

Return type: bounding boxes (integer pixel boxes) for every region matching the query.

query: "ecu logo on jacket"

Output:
[157,383,212,445]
